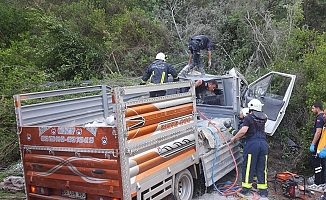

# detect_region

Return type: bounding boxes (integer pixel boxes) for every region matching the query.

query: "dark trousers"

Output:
[242,133,268,190]
[188,52,204,75]
[311,154,326,185]
[184,39,205,75]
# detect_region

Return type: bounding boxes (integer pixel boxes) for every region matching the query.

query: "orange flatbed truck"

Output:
[13,69,295,200]
[14,81,226,200]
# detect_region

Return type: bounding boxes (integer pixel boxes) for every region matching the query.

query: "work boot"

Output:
[258,189,268,197]
[240,188,251,196]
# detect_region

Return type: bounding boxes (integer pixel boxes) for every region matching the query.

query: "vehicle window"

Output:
[265,74,292,100]
[248,74,291,100]
[248,74,272,98]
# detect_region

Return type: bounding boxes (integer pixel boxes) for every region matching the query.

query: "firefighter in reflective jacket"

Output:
[230,99,269,197]
[140,52,179,97]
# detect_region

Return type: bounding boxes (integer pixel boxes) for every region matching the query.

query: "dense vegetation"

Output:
[1,0,326,174]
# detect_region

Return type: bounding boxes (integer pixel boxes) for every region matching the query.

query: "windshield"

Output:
[248,74,291,100]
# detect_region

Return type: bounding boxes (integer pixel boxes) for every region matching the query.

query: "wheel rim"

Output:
[177,174,192,200]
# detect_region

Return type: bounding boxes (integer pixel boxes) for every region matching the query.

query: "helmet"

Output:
[155,52,165,61]
[242,107,249,117]
[248,99,263,112]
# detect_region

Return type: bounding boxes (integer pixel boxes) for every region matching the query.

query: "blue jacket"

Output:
[141,60,178,84]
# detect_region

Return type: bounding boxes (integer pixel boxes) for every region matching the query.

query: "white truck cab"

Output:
[179,68,296,136]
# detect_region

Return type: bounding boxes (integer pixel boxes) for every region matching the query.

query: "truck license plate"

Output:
[61,190,86,199]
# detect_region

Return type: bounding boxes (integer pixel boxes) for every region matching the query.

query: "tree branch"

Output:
[168,0,188,54]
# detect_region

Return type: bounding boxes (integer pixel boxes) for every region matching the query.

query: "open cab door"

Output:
[244,71,296,136]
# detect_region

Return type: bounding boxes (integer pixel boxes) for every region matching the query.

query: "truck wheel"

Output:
[174,169,193,200]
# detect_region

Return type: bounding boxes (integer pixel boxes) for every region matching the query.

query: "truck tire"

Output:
[174,169,194,200]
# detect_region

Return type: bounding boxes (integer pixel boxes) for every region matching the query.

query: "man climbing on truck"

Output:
[180,35,212,77]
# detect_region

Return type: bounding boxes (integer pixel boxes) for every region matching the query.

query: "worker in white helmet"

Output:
[230,99,269,197]
[140,52,179,97]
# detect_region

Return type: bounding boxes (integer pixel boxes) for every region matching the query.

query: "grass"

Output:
[0,190,26,199]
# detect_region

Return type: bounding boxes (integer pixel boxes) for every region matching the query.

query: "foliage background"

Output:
[1,0,326,175]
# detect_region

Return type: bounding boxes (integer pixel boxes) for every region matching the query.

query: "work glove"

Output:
[319,148,326,158]
[224,121,236,135]
[310,144,315,152]
[223,121,231,128]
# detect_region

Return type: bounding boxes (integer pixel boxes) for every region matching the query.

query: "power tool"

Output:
[273,171,306,199]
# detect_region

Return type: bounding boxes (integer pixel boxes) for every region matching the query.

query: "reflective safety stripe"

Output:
[257,155,268,190]
[245,154,252,184]
[149,71,154,83]
[242,154,252,189]
[257,183,268,190]
[242,182,252,188]
[264,155,268,185]
[160,72,165,84]
[315,166,322,173]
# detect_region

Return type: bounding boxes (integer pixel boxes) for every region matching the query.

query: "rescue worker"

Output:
[140,52,179,97]
[230,99,269,197]
[310,102,325,185]
[317,109,326,166]
[238,107,249,152]
[180,35,212,76]
[238,108,249,130]
[224,108,250,136]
